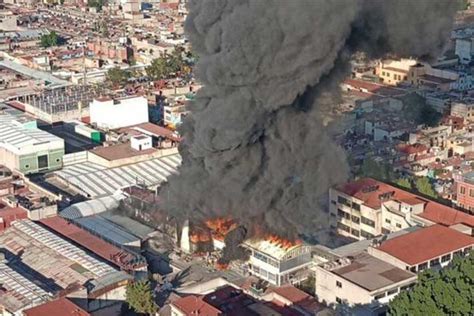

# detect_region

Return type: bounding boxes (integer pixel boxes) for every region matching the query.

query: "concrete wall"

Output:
[90,97,149,130]
[315,265,372,306]
[18,148,64,174]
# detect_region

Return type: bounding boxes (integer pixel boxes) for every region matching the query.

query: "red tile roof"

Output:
[90,142,157,161]
[336,178,474,228]
[418,203,474,228]
[39,217,144,271]
[336,178,415,209]
[23,297,90,316]
[172,295,221,316]
[271,285,309,304]
[397,143,428,155]
[119,122,182,142]
[375,225,474,265]
[0,207,27,231]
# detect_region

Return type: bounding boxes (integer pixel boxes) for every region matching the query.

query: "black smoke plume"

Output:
[159,1,457,247]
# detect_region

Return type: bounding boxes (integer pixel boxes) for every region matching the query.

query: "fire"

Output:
[265,234,301,250]
[215,261,229,270]
[189,226,211,243]
[205,218,237,241]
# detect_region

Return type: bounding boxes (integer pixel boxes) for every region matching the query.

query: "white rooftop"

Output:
[244,238,303,260]
[55,153,181,198]
[0,113,64,155]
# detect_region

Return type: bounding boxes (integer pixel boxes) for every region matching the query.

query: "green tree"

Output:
[395,178,412,190]
[106,67,130,87]
[297,274,315,296]
[358,158,394,182]
[401,93,441,127]
[88,0,105,11]
[40,31,58,48]
[415,177,437,199]
[125,280,158,315]
[146,57,168,80]
[389,252,473,316]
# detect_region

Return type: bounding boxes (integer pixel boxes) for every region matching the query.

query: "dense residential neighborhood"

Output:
[0,1,473,316]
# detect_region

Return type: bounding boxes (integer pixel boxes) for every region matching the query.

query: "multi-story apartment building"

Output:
[454,171,474,214]
[244,239,313,286]
[330,178,474,240]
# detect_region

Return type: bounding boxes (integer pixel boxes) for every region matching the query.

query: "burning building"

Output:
[244,237,312,286]
[180,218,312,286]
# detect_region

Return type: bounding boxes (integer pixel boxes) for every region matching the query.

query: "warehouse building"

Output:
[0,108,64,174]
[0,219,132,315]
[54,153,181,198]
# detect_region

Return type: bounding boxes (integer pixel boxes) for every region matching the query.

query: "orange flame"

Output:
[205,218,237,241]
[215,262,229,270]
[189,226,211,244]
[265,234,302,250]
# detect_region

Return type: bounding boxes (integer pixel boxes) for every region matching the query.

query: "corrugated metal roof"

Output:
[55,153,181,198]
[0,263,51,313]
[74,216,141,246]
[61,194,123,219]
[0,113,64,154]
[13,220,116,277]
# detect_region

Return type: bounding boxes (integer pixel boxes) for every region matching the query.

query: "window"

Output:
[441,254,451,262]
[361,230,375,239]
[56,158,61,163]
[361,216,375,228]
[336,281,342,288]
[374,293,386,300]
[352,203,360,212]
[470,189,474,197]
[387,289,398,296]
[338,209,350,220]
[464,246,472,255]
[37,155,48,169]
[382,71,386,76]
[382,228,391,235]
[331,200,336,205]
[337,222,350,233]
[453,250,463,257]
[337,196,349,205]
[396,223,402,228]
[385,218,391,224]
[409,266,417,273]
[418,262,428,271]
[24,164,30,169]
[336,297,342,304]
[430,258,440,267]
[351,215,360,224]
[460,186,466,194]
[351,229,360,237]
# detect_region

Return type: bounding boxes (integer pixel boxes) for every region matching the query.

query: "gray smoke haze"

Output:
[159,0,457,240]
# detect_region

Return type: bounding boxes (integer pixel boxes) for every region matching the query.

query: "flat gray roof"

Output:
[0,59,69,86]
[332,253,415,292]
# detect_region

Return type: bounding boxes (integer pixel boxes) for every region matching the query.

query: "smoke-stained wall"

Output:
[160,0,457,242]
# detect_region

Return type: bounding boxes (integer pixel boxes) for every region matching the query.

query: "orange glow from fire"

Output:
[205,218,237,241]
[265,234,302,250]
[189,227,211,244]
[215,262,229,270]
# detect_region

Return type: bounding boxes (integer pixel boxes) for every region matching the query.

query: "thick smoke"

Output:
[160,0,456,242]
